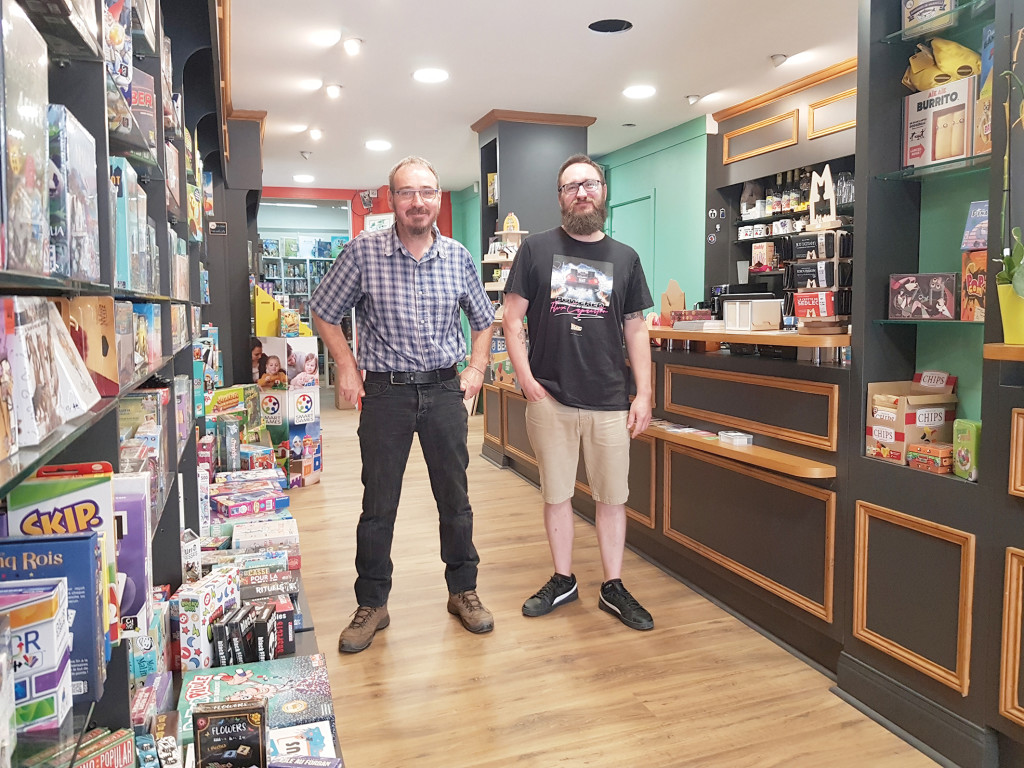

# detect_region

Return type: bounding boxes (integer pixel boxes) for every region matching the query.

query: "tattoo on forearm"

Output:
[625,311,643,320]
[517,329,526,342]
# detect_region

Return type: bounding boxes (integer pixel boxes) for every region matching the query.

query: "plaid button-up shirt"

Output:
[309,225,494,372]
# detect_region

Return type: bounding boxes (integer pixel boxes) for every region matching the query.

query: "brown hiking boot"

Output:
[447,589,494,634]
[338,605,390,653]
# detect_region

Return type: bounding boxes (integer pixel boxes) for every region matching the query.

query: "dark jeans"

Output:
[354,376,479,606]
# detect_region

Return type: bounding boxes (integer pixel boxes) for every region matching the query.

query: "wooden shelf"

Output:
[645,424,836,479]
[983,343,1024,361]
[651,328,850,348]
[485,281,506,291]
[482,257,515,265]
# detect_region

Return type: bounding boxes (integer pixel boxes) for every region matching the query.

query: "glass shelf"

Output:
[881,0,994,43]
[0,274,110,295]
[734,203,854,226]
[876,154,991,181]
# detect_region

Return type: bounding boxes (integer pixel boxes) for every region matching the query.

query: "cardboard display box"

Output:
[866,372,958,464]
[903,77,975,169]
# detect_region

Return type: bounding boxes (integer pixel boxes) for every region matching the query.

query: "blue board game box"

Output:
[0,533,106,703]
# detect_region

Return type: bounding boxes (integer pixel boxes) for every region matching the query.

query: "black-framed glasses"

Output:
[392,188,440,201]
[558,179,604,196]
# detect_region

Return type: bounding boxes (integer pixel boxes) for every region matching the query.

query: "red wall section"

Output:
[262,186,453,238]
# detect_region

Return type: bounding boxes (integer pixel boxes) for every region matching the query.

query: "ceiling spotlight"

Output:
[299,78,324,91]
[299,151,312,160]
[365,139,392,152]
[293,174,315,183]
[770,53,788,68]
[413,68,449,84]
[623,84,656,99]
[686,94,701,105]
[343,37,362,56]
[325,83,342,99]
[588,18,633,34]
[308,128,323,141]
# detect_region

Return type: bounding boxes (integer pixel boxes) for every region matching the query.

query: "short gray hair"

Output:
[389,156,440,190]
[557,153,606,189]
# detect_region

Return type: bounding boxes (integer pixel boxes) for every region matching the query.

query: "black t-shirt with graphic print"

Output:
[504,226,653,411]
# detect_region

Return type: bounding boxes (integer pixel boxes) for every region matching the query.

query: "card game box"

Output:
[109,157,139,291]
[0,580,73,732]
[113,473,153,636]
[888,272,958,320]
[178,654,336,746]
[953,418,982,481]
[130,68,156,149]
[46,302,101,422]
[962,251,986,322]
[133,302,163,368]
[47,105,100,281]
[71,296,120,396]
[103,0,133,100]
[70,728,134,768]
[170,567,238,671]
[212,490,287,519]
[3,0,50,276]
[7,296,62,446]
[976,23,995,156]
[215,468,289,490]
[903,77,975,169]
[193,699,267,768]
[231,518,299,553]
[0,534,106,704]
[0,299,18,462]
[268,720,337,760]
[114,300,135,387]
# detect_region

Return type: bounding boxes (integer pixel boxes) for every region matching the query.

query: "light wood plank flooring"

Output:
[293,405,937,767]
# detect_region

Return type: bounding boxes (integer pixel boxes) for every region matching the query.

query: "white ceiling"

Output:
[230,1,859,193]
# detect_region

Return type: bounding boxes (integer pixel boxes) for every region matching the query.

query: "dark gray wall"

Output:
[494,121,588,235]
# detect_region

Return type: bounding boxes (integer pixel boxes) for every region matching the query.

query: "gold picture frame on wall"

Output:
[808,88,857,140]
[723,110,799,165]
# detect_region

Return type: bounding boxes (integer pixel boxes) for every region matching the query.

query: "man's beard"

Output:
[401,208,436,237]
[561,198,607,236]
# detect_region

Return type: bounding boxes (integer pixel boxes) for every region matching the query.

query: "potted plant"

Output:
[996,227,1024,343]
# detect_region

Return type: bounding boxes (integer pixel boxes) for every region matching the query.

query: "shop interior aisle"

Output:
[293,407,937,767]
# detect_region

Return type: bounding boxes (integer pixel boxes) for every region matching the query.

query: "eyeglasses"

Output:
[558,179,604,196]
[392,188,440,201]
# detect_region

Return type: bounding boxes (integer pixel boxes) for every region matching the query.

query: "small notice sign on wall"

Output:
[209,221,227,235]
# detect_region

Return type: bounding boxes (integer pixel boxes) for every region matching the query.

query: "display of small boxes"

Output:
[907,441,953,474]
[903,77,976,169]
[953,418,981,481]
[866,372,958,464]
[3,0,50,276]
[888,273,958,319]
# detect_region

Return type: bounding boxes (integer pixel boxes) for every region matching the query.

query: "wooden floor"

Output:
[293,404,938,768]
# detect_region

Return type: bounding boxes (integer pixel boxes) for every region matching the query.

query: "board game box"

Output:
[178,654,336,746]
[47,105,100,281]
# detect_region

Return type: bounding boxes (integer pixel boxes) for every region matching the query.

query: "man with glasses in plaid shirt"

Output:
[311,156,495,653]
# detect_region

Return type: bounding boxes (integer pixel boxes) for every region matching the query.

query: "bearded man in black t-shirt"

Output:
[503,153,655,631]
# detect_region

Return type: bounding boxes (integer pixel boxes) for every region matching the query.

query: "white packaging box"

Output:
[903,77,975,169]
[723,299,782,332]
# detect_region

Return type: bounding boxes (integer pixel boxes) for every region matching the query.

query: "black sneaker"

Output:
[599,580,654,631]
[522,573,578,617]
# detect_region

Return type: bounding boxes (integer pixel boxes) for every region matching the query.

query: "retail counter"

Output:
[482,333,854,670]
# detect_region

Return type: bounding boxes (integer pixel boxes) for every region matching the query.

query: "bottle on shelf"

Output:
[771,173,783,215]
[765,177,777,217]
[781,170,793,214]
[798,167,812,213]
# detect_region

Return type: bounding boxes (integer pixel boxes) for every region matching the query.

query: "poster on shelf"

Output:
[202,171,214,216]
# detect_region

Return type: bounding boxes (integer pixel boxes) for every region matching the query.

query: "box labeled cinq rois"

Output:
[866,372,958,464]
[904,77,975,169]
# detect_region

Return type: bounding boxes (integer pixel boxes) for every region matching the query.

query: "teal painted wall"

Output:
[451,184,483,346]
[917,173,987,421]
[597,118,709,312]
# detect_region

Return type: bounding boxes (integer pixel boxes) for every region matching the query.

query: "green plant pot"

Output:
[999,283,1024,344]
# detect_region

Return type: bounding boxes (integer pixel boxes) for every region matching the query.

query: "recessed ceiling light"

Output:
[293,174,315,183]
[770,53,788,67]
[687,94,701,105]
[413,68,449,84]
[622,123,636,127]
[299,78,324,91]
[308,128,323,141]
[365,139,391,151]
[291,124,309,133]
[325,84,342,99]
[623,84,655,99]
[588,19,633,34]
[343,37,362,56]
[310,29,341,47]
